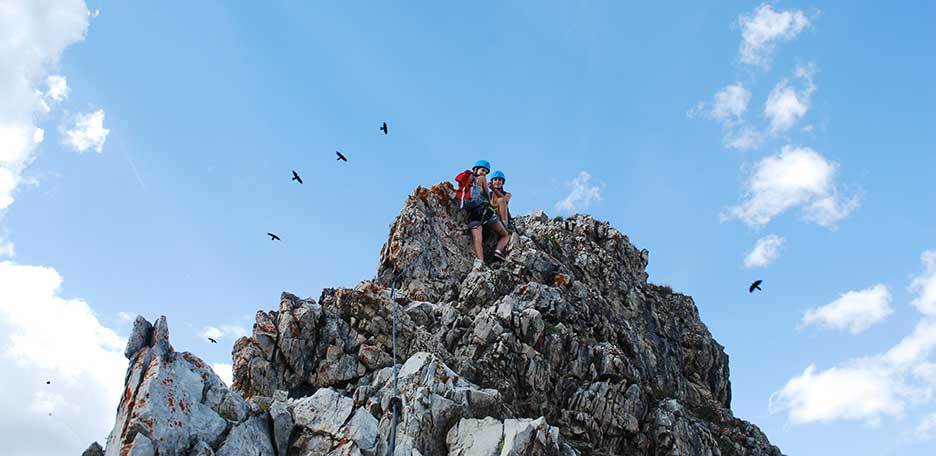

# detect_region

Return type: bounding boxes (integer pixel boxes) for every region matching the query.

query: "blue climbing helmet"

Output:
[489,170,506,182]
[472,160,491,172]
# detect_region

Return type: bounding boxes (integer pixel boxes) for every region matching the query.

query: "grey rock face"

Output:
[368,352,505,456]
[216,415,275,456]
[94,182,781,456]
[269,392,293,456]
[102,316,260,456]
[446,417,503,456]
[81,442,104,456]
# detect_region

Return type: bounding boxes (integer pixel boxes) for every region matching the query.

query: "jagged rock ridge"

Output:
[90,181,783,455]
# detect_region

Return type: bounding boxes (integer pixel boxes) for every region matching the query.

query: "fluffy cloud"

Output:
[910,250,936,316]
[199,324,248,342]
[765,66,816,134]
[65,109,110,153]
[0,0,90,210]
[711,83,751,126]
[771,253,936,427]
[0,3,125,454]
[769,361,905,425]
[800,284,893,334]
[44,75,69,102]
[724,146,858,227]
[211,363,233,387]
[0,261,126,455]
[739,3,810,67]
[744,234,785,268]
[555,171,602,214]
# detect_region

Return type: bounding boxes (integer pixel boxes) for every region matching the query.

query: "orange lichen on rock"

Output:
[415,186,431,201]
[553,273,570,288]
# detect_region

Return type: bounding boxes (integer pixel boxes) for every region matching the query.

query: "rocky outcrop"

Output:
[93,182,782,455]
[102,316,262,456]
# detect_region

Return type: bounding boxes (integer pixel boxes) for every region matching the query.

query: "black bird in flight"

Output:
[291,170,303,184]
[46,381,51,385]
[336,151,348,162]
[380,122,388,135]
[267,233,281,241]
[208,337,217,344]
[749,280,763,293]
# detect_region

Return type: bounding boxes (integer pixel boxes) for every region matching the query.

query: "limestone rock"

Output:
[81,442,104,456]
[446,417,503,456]
[369,352,504,456]
[216,415,275,456]
[102,316,255,456]
[94,182,783,456]
[270,395,294,456]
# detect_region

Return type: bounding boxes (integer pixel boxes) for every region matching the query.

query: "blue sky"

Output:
[1,1,934,455]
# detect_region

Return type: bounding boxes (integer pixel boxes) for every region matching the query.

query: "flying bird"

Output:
[336,151,348,162]
[46,381,51,385]
[291,170,303,184]
[749,280,763,293]
[267,233,281,241]
[208,337,217,344]
[380,122,388,135]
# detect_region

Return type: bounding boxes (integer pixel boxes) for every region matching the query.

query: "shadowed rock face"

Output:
[92,182,783,456]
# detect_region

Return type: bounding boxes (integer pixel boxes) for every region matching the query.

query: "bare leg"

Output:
[471,226,484,260]
[493,221,509,253]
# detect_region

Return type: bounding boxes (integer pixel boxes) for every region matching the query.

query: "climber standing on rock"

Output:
[489,170,511,228]
[454,160,510,268]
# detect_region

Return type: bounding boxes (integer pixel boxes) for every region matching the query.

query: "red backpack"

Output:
[454,170,477,208]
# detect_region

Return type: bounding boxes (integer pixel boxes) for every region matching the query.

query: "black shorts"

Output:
[466,204,499,229]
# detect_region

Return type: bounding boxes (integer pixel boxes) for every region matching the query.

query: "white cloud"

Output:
[64,109,109,153]
[765,66,816,134]
[800,284,893,334]
[199,324,248,342]
[724,145,858,227]
[772,252,936,427]
[711,83,751,126]
[212,363,233,387]
[0,3,125,454]
[555,171,602,214]
[739,3,810,67]
[0,261,126,455]
[910,250,936,317]
[769,361,905,425]
[0,126,35,170]
[744,234,784,268]
[882,319,936,367]
[44,75,69,102]
[202,326,223,340]
[724,126,763,151]
[0,0,90,210]
[701,83,764,151]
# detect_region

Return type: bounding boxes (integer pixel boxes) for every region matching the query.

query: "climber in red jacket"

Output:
[454,160,510,267]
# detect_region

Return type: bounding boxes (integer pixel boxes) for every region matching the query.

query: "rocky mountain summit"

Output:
[87,181,783,455]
